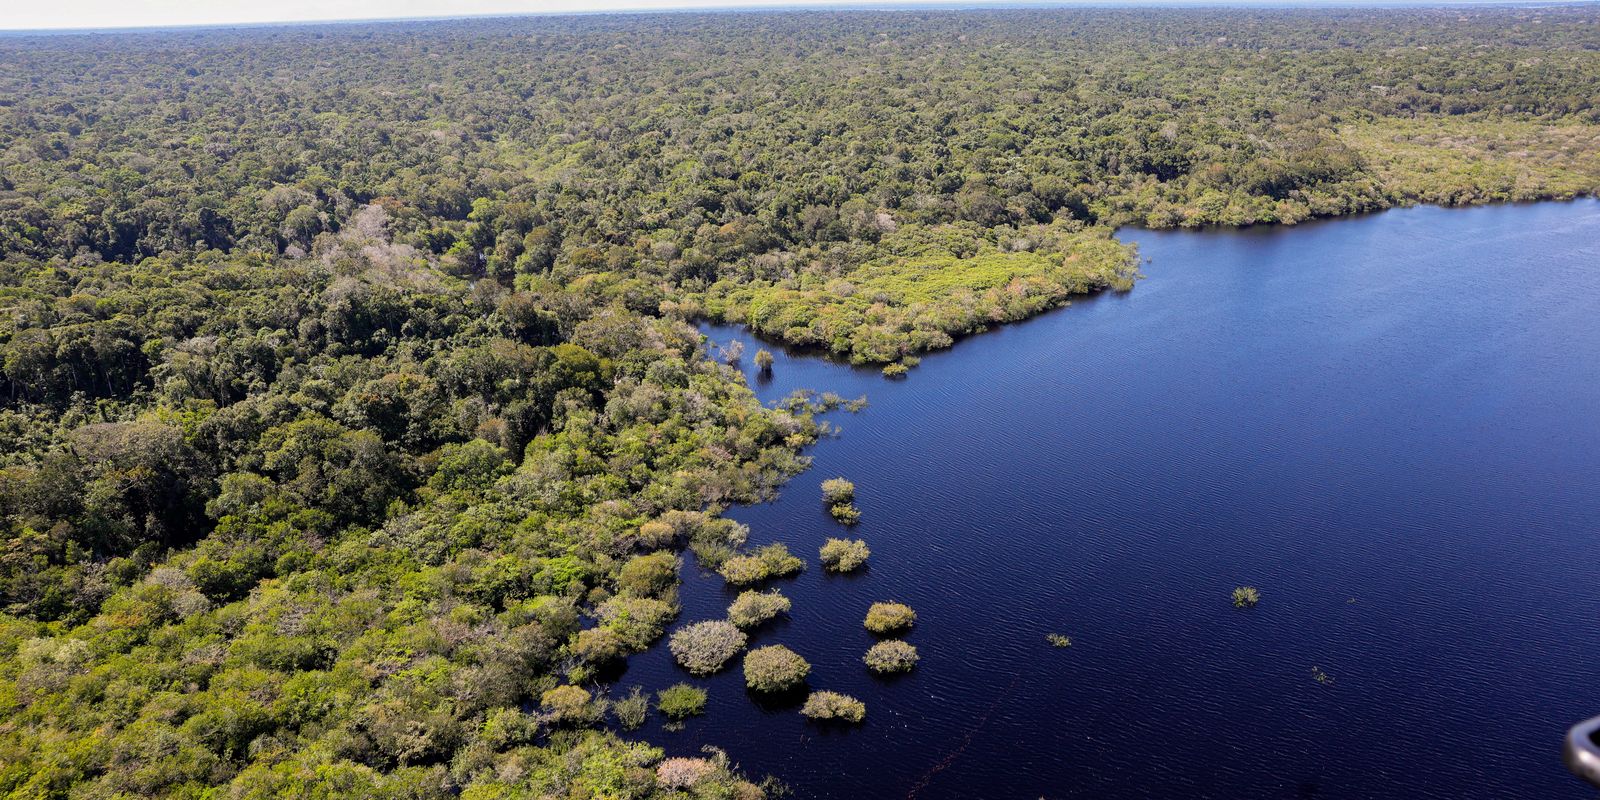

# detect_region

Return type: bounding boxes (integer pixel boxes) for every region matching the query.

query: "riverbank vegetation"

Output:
[0,5,1596,797]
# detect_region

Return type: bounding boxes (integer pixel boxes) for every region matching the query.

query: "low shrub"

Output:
[668,620,748,675]
[801,691,866,723]
[864,601,916,634]
[819,538,870,572]
[744,645,811,692]
[864,640,919,674]
[656,757,716,790]
[718,542,804,587]
[595,595,679,651]
[829,503,862,525]
[616,551,679,598]
[540,685,595,725]
[656,683,708,720]
[727,589,791,629]
[1233,586,1261,608]
[613,686,649,730]
[571,627,626,664]
[820,478,856,505]
[1046,633,1072,648]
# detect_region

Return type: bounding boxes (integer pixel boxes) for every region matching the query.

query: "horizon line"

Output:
[4,0,1595,36]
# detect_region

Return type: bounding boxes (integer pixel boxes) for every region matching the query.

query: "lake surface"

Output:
[626,200,1600,799]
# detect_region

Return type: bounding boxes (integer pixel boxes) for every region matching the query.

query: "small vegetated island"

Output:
[0,6,1596,798]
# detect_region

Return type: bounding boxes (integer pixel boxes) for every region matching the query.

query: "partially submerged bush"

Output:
[755,349,775,372]
[718,542,804,586]
[743,644,811,692]
[540,685,596,725]
[821,478,862,524]
[864,601,916,634]
[727,589,791,629]
[613,686,649,730]
[686,517,750,570]
[668,620,748,675]
[595,595,679,651]
[819,538,870,572]
[571,626,626,664]
[882,362,909,378]
[821,478,856,505]
[864,640,919,674]
[801,691,866,723]
[616,550,679,598]
[656,683,708,720]
[656,757,717,790]
[1233,586,1261,608]
[1046,633,1072,648]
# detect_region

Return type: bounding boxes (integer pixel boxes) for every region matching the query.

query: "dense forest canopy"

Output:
[0,7,1597,798]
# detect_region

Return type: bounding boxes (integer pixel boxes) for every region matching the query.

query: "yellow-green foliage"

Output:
[864,602,917,634]
[708,224,1138,364]
[1343,118,1600,206]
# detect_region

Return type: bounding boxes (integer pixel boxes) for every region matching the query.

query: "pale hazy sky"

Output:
[5,0,1010,31]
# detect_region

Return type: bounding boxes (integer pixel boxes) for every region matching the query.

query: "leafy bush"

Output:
[1233,586,1261,608]
[613,686,649,730]
[1046,633,1072,648]
[829,503,862,524]
[656,683,708,720]
[540,685,596,725]
[616,551,679,598]
[801,691,867,723]
[821,478,856,505]
[743,645,811,692]
[595,595,679,651]
[718,542,804,587]
[668,620,748,675]
[819,538,870,572]
[727,589,792,629]
[864,601,917,634]
[864,640,920,674]
[571,627,626,664]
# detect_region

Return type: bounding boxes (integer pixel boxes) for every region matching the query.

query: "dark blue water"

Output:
[624,200,1600,799]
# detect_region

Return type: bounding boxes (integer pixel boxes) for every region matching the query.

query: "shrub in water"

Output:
[743,644,811,692]
[571,627,626,664]
[595,595,678,651]
[668,620,747,675]
[863,640,919,674]
[1233,586,1261,608]
[864,601,916,634]
[656,683,708,720]
[829,502,862,525]
[801,691,867,723]
[540,685,595,725]
[820,478,856,505]
[727,589,791,629]
[819,538,870,572]
[616,550,679,598]
[718,542,804,587]
[613,686,649,730]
